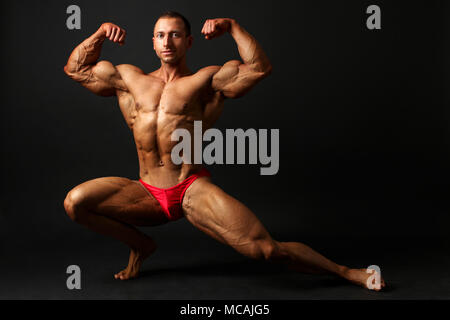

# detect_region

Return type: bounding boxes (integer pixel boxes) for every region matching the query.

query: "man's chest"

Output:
[117,72,222,130]
[133,83,202,116]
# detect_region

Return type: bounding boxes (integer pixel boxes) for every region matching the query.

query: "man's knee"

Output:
[63,188,88,222]
[251,240,287,262]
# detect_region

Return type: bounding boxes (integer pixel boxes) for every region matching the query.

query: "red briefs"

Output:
[138,168,211,221]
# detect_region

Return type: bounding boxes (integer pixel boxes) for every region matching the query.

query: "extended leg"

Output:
[182,177,385,291]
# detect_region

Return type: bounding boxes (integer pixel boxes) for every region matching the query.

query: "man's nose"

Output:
[163,35,172,47]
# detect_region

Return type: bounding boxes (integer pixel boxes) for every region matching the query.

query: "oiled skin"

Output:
[114,65,225,187]
[64,18,270,188]
[62,17,385,290]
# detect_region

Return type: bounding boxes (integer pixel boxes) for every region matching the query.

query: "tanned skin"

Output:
[63,16,385,290]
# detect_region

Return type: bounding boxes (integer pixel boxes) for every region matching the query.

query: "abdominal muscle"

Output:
[133,112,205,189]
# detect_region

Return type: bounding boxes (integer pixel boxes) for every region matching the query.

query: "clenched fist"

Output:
[201,18,234,40]
[100,22,126,45]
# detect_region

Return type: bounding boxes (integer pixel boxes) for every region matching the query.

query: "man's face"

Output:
[153,17,192,64]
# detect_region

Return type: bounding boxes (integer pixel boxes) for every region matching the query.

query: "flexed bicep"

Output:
[64,22,128,96]
[204,18,272,99]
[77,60,127,96]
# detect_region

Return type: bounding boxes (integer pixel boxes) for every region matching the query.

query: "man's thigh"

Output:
[66,176,168,226]
[182,177,273,251]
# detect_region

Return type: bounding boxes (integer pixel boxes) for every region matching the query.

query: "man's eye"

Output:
[172,33,179,37]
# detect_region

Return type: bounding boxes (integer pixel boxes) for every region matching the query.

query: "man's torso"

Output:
[115,65,224,188]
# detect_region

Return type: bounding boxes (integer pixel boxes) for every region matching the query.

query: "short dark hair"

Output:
[155,11,191,36]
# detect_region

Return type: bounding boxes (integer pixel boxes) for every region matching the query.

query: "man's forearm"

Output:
[64,28,106,75]
[228,19,272,73]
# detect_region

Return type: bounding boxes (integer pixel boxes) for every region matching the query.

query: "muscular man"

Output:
[63,11,385,290]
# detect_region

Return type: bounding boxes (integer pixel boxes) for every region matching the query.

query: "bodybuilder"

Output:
[63,11,385,290]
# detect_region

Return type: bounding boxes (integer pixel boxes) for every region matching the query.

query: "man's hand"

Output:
[201,18,233,40]
[99,22,126,45]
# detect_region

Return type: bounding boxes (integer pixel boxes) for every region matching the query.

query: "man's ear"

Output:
[187,35,193,49]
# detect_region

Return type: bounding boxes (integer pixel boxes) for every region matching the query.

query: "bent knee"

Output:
[63,189,88,222]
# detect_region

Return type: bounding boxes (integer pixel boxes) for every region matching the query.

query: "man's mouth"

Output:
[162,50,175,55]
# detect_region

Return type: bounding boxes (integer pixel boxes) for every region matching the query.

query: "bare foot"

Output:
[343,268,386,291]
[114,238,157,280]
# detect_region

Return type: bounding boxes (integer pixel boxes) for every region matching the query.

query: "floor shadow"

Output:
[139,259,284,278]
[138,260,370,293]
[138,259,399,294]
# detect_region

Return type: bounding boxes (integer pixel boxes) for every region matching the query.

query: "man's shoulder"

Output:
[195,62,242,80]
[116,64,145,77]
[196,65,222,76]
[189,66,223,86]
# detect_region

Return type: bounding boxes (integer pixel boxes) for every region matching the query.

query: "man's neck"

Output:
[157,61,192,83]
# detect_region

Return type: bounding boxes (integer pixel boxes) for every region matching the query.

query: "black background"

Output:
[1,0,449,299]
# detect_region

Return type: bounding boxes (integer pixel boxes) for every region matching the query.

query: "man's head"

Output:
[153,11,193,64]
